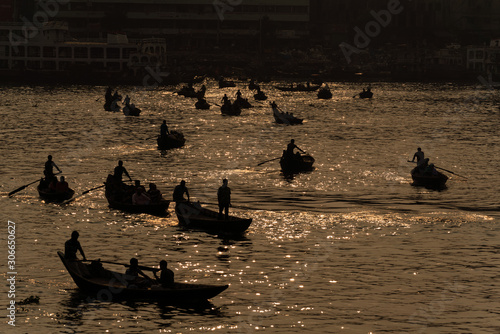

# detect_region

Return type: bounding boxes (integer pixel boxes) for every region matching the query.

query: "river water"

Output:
[0,81,499,333]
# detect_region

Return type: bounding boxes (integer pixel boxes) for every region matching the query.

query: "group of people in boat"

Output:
[104,87,140,114]
[64,230,175,288]
[39,155,69,192]
[105,161,164,206]
[172,179,232,220]
[411,147,439,176]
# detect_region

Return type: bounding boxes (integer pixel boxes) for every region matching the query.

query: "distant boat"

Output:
[57,251,228,303]
[123,105,141,116]
[359,90,373,99]
[157,131,186,150]
[234,97,252,109]
[221,102,241,116]
[175,201,252,234]
[254,91,267,101]
[275,84,321,92]
[271,105,303,125]
[317,87,332,99]
[195,99,210,109]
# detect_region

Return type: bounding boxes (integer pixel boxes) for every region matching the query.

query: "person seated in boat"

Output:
[160,120,170,138]
[55,176,69,193]
[64,231,86,261]
[173,180,190,203]
[153,260,175,288]
[48,177,58,192]
[217,179,231,220]
[124,258,153,288]
[412,147,425,165]
[413,158,429,175]
[113,160,132,183]
[424,163,438,176]
[147,183,163,203]
[132,187,150,205]
[44,155,61,181]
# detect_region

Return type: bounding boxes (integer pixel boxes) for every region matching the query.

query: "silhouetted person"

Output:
[217,179,231,220]
[44,155,61,181]
[64,231,86,261]
[221,94,229,105]
[236,90,242,99]
[154,260,175,287]
[147,183,163,203]
[105,87,112,102]
[173,180,190,203]
[286,139,304,158]
[55,176,69,192]
[412,147,425,165]
[113,160,132,182]
[125,258,152,287]
[160,120,169,138]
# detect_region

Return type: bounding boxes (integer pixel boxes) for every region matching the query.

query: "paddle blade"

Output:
[8,185,26,197]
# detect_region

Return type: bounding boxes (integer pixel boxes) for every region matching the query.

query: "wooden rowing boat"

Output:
[157,131,186,150]
[411,170,448,189]
[272,105,303,125]
[104,181,170,216]
[37,185,75,202]
[280,153,315,174]
[57,251,228,302]
[175,201,252,234]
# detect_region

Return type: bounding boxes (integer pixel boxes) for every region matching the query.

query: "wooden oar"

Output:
[83,259,160,272]
[407,161,467,179]
[62,184,106,204]
[8,179,40,197]
[434,166,468,179]
[8,171,61,197]
[257,157,281,166]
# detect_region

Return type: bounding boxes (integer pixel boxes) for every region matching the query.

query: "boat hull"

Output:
[175,202,252,234]
[411,171,448,188]
[57,251,228,302]
[157,131,186,150]
[280,154,315,174]
[37,186,75,202]
[221,104,241,116]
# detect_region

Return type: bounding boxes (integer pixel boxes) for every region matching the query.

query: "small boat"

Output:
[157,131,186,150]
[57,251,228,302]
[37,185,75,202]
[275,84,321,92]
[177,87,197,98]
[248,81,259,90]
[317,87,332,99]
[104,182,170,216]
[195,100,210,109]
[272,105,303,125]
[411,169,448,188]
[280,153,315,174]
[175,201,252,234]
[359,90,373,99]
[218,79,236,88]
[123,105,141,116]
[221,102,241,116]
[254,91,267,101]
[234,97,252,109]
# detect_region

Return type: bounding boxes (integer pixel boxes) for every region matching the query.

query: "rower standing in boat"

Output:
[285,139,305,158]
[44,155,61,181]
[217,179,231,220]
[412,147,425,166]
[153,260,175,288]
[173,180,190,203]
[64,231,86,261]
[113,160,132,183]
[160,120,170,138]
